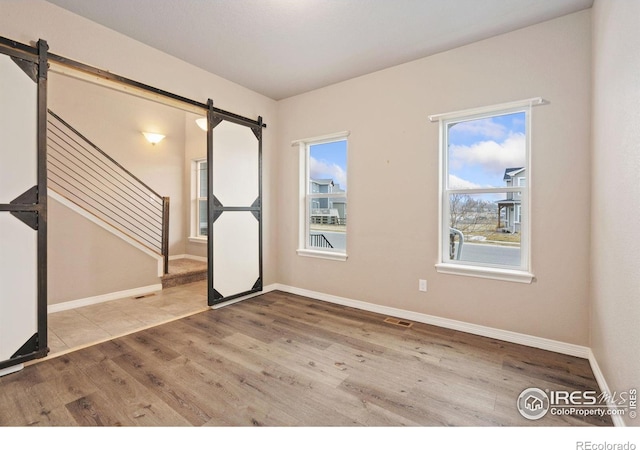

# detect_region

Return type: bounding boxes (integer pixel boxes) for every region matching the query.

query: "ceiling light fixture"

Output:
[196,117,208,131]
[142,132,166,145]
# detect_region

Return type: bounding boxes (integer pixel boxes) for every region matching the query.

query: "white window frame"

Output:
[429,98,545,284]
[188,158,208,243]
[292,131,349,261]
[516,176,526,198]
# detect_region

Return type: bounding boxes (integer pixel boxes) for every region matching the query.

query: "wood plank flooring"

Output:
[0,290,612,426]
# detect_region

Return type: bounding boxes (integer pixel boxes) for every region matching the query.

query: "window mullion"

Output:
[446,187,524,195]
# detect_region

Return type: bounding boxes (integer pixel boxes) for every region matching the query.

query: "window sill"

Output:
[297,248,348,261]
[435,263,534,284]
[188,237,207,244]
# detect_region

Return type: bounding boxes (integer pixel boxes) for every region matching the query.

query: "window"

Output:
[293,131,349,261]
[190,158,207,240]
[430,99,543,283]
[516,176,525,198]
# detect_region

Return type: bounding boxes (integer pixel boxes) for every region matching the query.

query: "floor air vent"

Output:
[384,317,413,328]
[133,293,156,300]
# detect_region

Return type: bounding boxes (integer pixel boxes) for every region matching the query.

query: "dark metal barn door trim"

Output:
[46,51,265,130]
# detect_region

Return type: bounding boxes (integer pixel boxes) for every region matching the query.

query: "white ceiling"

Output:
[45,0,593,100]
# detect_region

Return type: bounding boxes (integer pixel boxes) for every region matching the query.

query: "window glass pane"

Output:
[448,192,521,267]
[308,198,346,251]
[198,199,208,236]
[447,112,526,189]
[198,161,208,198]
[309,140,347,194]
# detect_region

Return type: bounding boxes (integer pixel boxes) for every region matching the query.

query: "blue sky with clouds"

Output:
[309,140,348,190]
[448,112,526,189]
[307,114,523,194]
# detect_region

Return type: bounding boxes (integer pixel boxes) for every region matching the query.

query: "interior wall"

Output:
[48,197,160,305]
[591,0,640,426]
[0,0,278,289]
[276,11,593,345]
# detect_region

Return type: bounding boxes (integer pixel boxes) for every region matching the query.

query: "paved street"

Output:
[458,242,521,266]
[315,232,519,266]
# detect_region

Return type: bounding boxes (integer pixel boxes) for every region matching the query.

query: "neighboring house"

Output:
[310,178,347,225]
[497,167,526,233]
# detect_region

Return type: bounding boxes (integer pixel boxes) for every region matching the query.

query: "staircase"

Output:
[46,109,171,276]
[47,110,210,291]
[162,258,207,289]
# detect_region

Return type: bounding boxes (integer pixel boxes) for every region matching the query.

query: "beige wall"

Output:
[591,0,640,426]
[48,197,160,304]
[276,11,593,345]
[0,0,278,300]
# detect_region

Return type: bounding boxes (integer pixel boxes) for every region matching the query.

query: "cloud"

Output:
[449,132,526,176]
[449,118,507,140]
[310,156,347,189]
[448,174,483,190]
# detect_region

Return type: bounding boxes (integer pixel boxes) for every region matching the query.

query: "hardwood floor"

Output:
[0,290,612,426]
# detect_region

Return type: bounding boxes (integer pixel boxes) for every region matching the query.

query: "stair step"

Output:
[162,258,207,289]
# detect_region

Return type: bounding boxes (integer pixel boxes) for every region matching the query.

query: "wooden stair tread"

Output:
[162,259,207,289]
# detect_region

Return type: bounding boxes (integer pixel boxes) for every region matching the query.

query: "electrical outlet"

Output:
[419,279,427,292]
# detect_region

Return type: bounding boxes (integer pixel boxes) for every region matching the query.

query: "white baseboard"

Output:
[270,284,590,358]
[48,284,163,313]
[0,363,24,378]
[588,349,627,427]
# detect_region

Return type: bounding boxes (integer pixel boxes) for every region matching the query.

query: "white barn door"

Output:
[206,106,263,306]
[0,38,48,374]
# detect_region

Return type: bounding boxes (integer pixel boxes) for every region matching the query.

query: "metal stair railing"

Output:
[309,233,334,249]
[46,109,170,274]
